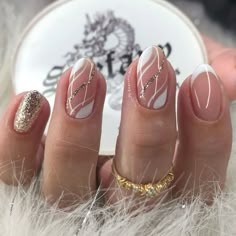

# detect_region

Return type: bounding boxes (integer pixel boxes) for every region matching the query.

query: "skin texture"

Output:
[0,36,234,208]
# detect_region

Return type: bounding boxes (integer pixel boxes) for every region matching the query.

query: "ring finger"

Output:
[0,91,50,185]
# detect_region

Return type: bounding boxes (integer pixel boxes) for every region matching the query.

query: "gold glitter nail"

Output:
[14,91,43,133]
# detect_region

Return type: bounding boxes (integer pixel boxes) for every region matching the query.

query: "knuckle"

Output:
[132,129,177,149]
[49,137,98,158]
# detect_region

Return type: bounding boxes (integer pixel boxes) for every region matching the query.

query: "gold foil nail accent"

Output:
[139,50,165,98]
[66,64,95,111]
[14,91,43,133]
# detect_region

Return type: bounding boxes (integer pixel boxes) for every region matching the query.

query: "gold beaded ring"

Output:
[112,162,175,198]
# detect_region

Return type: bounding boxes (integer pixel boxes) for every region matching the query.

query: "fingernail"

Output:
[66,58,97,119]
[14,91,43,133]
[137,46,168,109]
[191,64,222,121]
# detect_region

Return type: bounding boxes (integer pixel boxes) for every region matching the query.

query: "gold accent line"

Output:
[139,50,165,98]
[66,64,96,110]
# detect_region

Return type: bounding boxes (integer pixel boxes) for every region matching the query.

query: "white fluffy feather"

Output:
[1,0,236,235]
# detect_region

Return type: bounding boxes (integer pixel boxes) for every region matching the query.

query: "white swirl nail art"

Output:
[137,46,168,109]
[66,58,97,119]
[191,64,218,110]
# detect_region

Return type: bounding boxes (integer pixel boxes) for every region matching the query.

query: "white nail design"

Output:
[66,58,97,119]
[137,46,168,109]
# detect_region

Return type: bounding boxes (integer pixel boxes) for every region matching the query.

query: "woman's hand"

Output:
[0,37,234,208]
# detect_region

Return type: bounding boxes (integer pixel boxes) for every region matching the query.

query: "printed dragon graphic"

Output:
[65,11,140,64]
[43,11,174,111]
[63,11,141,110]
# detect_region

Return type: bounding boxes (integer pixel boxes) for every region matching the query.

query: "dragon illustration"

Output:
[64,11,141,110]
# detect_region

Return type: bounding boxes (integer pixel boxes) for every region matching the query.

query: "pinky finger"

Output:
[0,91,50,185]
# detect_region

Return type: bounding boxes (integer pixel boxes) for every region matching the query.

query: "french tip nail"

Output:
[191,64,218,83]
[190,64,222,121]
[14,90,43,133]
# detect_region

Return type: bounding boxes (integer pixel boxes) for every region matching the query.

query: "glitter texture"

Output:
[14,91,43,133]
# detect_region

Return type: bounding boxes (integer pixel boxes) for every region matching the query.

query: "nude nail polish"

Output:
[191,64,222,121]
[14,90,43,133]
[137,46,168,109]
[66,58,97,119]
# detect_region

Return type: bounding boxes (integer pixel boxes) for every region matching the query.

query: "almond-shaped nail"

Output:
[14,91,43,133]
[137,46,169,109]
[191,64,222,121]
[66,58,97,119]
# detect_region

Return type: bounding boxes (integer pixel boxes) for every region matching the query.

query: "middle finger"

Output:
[107,46,177,202]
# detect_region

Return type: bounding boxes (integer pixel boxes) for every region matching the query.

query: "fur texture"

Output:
[1,0,236,235]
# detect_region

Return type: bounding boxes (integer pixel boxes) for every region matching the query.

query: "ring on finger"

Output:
[112,162,174,198]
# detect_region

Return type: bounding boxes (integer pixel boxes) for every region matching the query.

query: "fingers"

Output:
[42,58,106,207]
[175,65,232,201]
[103,46,177,202]
[202,35,236,101]
[0,46,231,211]
[0,91,50,185]
[100,50,232,206]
